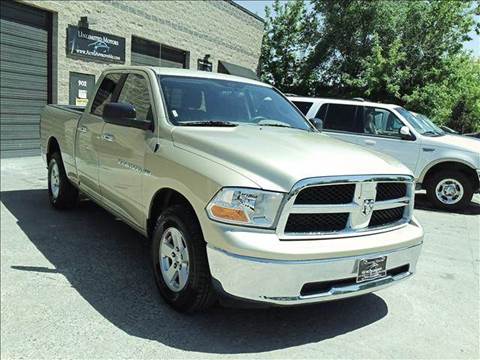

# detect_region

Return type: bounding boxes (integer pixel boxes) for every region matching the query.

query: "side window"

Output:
[323,103,362,133]
[91,73,122,116]
[315,104,328,120]
[117,73,153,121]
[292,101,313,116]
[361,107,404,138]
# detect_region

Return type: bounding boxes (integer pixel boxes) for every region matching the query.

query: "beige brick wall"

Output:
[22,0,264,103]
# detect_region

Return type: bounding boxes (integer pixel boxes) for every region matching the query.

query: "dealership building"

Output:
[0,0,264,157]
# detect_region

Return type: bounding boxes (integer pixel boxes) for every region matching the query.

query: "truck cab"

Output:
[289,97,480,211]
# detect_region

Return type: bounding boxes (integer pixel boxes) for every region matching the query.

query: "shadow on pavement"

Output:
[1,189,388,354]
[414,193,480,215]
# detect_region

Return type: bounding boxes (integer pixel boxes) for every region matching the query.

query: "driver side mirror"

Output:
[103,103,152,131]
[310,118,323,131]
[399,125,413,140]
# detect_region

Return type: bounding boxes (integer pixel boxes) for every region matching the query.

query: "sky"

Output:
[234,0,480,57]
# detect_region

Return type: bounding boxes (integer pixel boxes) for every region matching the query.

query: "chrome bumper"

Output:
[207,243,422,305]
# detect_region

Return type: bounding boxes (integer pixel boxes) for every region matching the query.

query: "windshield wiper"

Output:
[178,121,237,127]
[423,130,442,137]
[258,123,292,128]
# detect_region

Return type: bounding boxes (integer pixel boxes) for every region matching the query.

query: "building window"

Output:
[131,36,188,68]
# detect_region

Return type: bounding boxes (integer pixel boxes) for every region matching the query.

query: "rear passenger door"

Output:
[316,103,363,145]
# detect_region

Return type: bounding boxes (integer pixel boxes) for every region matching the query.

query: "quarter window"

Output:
[91,73,123,116]
[117,74,153,121]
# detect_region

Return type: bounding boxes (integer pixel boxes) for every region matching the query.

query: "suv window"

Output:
[91,73,123,116]
[322,103,362,133]
[117,73,153,121]
[360,106,404,138]
[292,101,313,116]
[316,104,328,121]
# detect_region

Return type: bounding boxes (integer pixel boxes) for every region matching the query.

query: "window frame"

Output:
[358,106,416,141]
[318,103,362,134]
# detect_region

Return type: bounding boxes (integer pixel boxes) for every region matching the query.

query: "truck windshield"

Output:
[158,75,313,131]
[396,107,445,137]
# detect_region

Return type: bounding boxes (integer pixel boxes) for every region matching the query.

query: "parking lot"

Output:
[1,156,479,359]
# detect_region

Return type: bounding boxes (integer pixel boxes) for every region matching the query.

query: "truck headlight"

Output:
[206,188,284,228]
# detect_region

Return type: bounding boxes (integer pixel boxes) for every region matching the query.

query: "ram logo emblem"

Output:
[362,199,375,216]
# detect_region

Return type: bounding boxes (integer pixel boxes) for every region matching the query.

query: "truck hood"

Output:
[172,125,412,192]
[423,134,480,153]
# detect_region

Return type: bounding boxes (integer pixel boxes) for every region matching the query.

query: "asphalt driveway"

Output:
[1,156,479,359]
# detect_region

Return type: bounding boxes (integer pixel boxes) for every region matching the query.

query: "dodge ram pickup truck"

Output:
[40,67,423,312]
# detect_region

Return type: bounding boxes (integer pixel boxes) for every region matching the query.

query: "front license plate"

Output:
[357,256,387,283]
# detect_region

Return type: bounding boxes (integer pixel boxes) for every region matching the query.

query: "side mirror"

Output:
[399,125,413,139]
[102,103,152,130]
[310,118,323,131]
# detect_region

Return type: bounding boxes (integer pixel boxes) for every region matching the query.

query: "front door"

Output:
[75,73,123,197]
[98,72,156,227]
[356,106,420,173]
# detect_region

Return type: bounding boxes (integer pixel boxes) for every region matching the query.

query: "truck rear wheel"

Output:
[425,170,473,211]
[151,204,216,312]
[48,152,78,209]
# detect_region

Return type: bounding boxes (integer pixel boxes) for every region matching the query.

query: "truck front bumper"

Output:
[207,242,422,306]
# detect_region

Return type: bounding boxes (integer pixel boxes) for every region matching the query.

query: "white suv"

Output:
[289,97,480,210]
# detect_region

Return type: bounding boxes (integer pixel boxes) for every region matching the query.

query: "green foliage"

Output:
[259,0,480,133]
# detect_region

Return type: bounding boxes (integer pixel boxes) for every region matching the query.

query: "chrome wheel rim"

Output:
[435,178,464,205]
[159,227,190,292]
[50,161,60,199]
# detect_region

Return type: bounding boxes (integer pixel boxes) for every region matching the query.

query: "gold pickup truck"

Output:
[40,66,423,312]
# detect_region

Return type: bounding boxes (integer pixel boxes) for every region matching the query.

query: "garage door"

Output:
[131,36,188,69]
[0,1,51,158]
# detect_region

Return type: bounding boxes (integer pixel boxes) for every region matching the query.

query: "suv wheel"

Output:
[152,204,216,312]
[426,170,473,210]
[48,152,78,209]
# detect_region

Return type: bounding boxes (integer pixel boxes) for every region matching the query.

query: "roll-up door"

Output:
[131,36,188,69]
[0,1,51,158]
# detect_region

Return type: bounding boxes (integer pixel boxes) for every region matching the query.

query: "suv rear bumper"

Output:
[207,241,422,306]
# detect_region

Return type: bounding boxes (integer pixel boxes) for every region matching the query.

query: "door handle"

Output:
[364,139,376,145]
[102,133,115,142]
[78,126,88,133]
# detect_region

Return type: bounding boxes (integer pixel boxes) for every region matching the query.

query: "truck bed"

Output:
[40,104,84,172]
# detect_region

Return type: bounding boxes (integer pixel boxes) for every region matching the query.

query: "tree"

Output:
[260,0,480,132]
[259,0,316,94]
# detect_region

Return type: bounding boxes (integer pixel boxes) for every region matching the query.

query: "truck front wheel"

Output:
[48,152,78,209]
[425,170,473,211]
[151,204,216,312]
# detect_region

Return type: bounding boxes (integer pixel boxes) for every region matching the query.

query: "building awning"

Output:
[218,61,258,80]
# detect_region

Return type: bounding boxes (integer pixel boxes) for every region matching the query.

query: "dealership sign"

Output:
[67,25,125,63]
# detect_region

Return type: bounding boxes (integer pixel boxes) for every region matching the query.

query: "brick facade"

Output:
[22,0,264,103]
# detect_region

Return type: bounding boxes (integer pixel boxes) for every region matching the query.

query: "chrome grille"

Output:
[277,175,414,240]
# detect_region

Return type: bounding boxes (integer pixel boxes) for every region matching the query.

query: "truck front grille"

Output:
[376,182,407,201]
[277,176,414,240]
[369,207,405,227]
[285,213,349,233]
[294,184,355,204]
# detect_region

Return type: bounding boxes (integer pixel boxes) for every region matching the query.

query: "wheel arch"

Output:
[46,136,61,164]
[147,187,202,239]
[421,160,479,190]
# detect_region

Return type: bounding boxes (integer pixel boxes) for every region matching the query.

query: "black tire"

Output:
[425,170,473,211]
[151,204,216,312]
[48,152,78,209]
